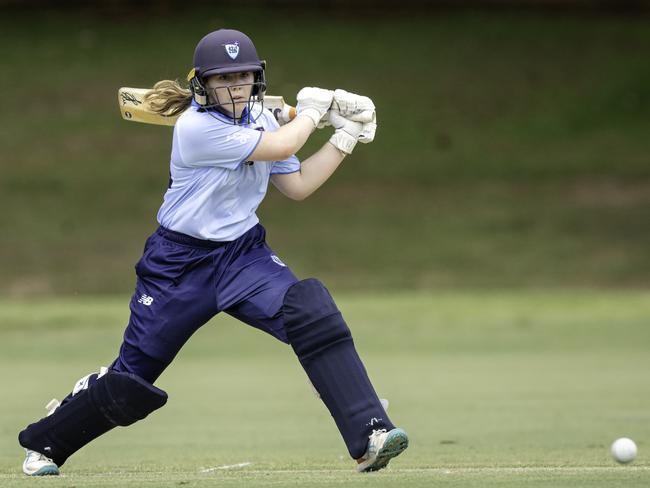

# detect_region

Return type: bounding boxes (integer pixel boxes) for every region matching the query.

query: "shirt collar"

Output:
[191,100,253,126]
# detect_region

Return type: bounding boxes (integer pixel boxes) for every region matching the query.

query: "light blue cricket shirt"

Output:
[156,101,300,241]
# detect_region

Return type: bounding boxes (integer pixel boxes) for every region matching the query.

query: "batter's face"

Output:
[206,72,255,117]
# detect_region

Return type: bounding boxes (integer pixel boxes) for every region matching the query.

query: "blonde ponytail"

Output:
[144,80,192,117]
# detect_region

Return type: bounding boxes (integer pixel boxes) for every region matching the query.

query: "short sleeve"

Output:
[271,154,301,174]
[174,111,262,170]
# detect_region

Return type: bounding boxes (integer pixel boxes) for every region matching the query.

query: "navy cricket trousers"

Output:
[110,224,298,382]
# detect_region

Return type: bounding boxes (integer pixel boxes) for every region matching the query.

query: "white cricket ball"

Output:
[611,437,637,464]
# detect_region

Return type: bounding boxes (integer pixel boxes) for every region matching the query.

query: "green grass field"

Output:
[1,291,648,487]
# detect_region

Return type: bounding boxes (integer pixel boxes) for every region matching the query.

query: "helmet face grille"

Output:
[190,78,266,125]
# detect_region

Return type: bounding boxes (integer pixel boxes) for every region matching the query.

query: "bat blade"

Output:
[118,87,177,126]
[118,87,296,126]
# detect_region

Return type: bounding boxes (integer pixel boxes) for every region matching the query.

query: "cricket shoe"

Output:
[22,449,59,476]
[356,427,409,472]
[22,398,61,476]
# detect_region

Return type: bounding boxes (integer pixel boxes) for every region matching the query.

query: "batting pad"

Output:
[19,371,167,467]
[282,279,394,459]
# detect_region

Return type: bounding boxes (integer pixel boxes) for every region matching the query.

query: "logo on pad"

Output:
[225,42,240,60]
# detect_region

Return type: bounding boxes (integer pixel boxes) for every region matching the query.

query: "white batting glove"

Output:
[358,119,377,144]
[328,111,363,155]
[331,89,376,123]
[319,89,376,129]
[296,87,334,128]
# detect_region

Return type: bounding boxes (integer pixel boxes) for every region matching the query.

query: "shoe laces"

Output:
[26,450,54,463]
[366,428,388,455]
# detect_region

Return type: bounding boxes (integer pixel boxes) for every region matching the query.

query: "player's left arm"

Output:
[272,91,377,201]
[271,143,346,201]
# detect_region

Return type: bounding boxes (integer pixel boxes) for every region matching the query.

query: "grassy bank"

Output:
[1,11,649,294]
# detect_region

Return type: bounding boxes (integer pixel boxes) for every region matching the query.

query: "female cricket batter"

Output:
[19,29,408,476]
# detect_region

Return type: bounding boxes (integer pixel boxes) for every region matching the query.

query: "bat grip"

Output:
[277,104,297,124]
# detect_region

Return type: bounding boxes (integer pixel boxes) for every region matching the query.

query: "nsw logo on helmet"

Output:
[224,42,240,60]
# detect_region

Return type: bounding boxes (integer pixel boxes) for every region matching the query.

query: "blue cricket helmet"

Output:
[194,29,264,77]
[188,29,267,108]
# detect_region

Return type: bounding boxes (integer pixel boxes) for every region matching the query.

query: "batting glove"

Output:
[296,87,334,128]
[358,118,377,144]
[328,111,364,155]
[331,89,375,124]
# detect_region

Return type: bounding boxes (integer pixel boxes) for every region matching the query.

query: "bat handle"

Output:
[267,102,297,125]
[277,104,297,124]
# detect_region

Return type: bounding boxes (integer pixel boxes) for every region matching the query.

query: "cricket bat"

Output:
[118,87,297,126]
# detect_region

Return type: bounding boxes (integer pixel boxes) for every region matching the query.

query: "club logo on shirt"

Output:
[226,131,252,145]
[224,42,240,60]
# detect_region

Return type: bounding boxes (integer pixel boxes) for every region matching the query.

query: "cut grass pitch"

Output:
[0,290,648,487]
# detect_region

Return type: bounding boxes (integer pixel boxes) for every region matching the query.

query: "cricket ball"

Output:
[611,437,637,464]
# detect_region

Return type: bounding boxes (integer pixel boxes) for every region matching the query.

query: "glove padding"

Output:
[331,89,375,124]
[318,90,376,136]
[328,111,364,155]
[330,89,377,144]
[358,120,376,144]
[296,87,334,128]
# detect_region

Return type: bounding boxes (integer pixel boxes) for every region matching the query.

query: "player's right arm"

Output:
[249,87,334,161]
[248,115,315,161]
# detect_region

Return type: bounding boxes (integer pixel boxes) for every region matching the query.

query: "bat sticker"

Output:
[120,91,142,106]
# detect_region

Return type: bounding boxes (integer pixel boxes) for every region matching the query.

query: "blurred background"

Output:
[0,0,648,295]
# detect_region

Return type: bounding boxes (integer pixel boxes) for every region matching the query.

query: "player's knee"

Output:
[91,370,168,426]
[282,279,352,359]
[68,368,166,425]
[110,342,169,384]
